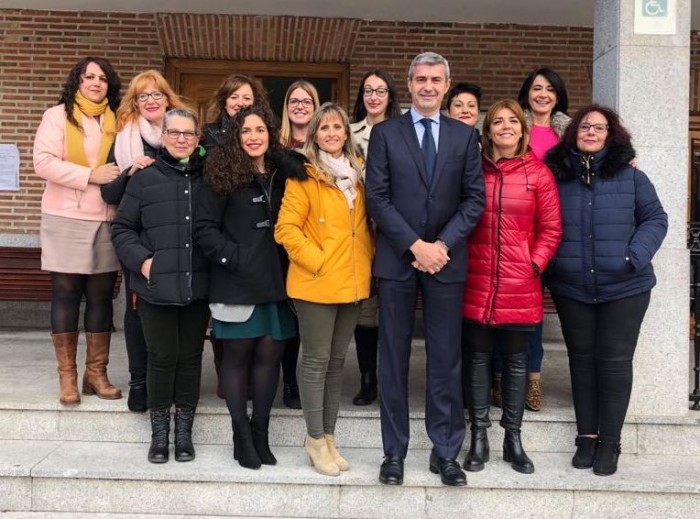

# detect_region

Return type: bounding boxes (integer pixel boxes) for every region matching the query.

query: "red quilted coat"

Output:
[462,150,562,325]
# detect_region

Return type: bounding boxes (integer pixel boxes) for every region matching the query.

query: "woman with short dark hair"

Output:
[546,104,667,476]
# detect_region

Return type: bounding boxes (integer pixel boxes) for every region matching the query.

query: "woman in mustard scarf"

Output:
[33,57,123,405]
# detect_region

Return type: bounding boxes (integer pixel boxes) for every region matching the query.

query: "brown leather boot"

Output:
[82,331,122,399]
[51,331,80,405]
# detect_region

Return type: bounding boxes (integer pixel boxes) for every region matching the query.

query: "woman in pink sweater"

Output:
[33,57,123,405]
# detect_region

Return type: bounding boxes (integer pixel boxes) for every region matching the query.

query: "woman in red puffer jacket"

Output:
[461,99,561,476]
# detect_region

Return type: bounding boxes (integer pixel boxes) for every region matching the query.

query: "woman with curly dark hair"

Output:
[33,56,123,406]
[195,105,305,469]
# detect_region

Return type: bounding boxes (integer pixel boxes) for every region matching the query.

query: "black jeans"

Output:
[122,267,148,381]
[552,291,651,442]
[138,299,210,410]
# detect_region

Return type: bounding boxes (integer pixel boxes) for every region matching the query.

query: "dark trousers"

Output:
[552,291,651,442]
[378,274,465,459]
[122,268,148,381]
[138,299,210,410]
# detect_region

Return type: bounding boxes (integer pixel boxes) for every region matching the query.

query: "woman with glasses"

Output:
[195,105,305,469]
[278,80,321,409]
[101,70,190,413]
[112,109,210,464]
[275,103,373,476]
[545,105,667,476]
[33,57,123,406]
[348,69,401,406]
[201,74,270,400]
[202,74,269,152]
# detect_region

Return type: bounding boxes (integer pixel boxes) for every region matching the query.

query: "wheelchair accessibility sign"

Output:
[635,0,676,34]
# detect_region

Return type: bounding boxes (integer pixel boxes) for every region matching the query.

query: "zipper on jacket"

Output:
[185,172,194,301]
[485,170,504,324]
[350,207,358,302]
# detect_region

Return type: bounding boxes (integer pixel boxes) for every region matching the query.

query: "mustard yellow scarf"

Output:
[65,91,116,168]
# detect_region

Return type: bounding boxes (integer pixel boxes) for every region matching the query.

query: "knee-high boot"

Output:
[51,331,80,405]
[352,325,378,406]
[501,351,534,474]
[464,351,491,472]
[82,331,122,399]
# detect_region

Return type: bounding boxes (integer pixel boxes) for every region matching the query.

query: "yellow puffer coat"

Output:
[274,163,373,304]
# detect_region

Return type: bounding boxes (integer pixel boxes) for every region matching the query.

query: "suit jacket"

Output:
[365,111,485,282]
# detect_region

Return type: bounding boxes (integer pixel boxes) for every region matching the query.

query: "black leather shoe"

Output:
[283,382,302,409]
[429,449,467,486]
[463,427,489,472]
[352,371,377,406]
[572,436,597,469]
[503,429,535,474]
[127,379,148,413]
[593,441,621,476]
[379,455,404,485]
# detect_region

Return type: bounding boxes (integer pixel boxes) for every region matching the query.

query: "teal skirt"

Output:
[212,301,296,341]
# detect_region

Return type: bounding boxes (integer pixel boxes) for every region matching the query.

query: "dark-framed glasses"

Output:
[363,87,389,98]
[136,91,165,103]
[578,123,609,134]
[288,98,314,108]
[164,129,198,141]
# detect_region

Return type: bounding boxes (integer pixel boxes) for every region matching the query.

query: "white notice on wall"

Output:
[634,0,677,35]
[0,144,20,191]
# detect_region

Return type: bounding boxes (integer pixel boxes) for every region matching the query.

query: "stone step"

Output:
[2,440,699,519]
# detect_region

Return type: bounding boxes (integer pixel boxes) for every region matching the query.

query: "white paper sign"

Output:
[634,0,677,35]
[0,144,20,191]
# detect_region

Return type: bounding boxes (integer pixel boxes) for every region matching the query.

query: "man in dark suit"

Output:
[365,52,485,486]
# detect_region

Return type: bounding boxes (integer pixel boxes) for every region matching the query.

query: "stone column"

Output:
[593,0,690,416]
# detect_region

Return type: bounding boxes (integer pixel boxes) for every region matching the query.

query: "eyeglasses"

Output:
[288,98,314,108]
[578,123,609,134]
[136,91,165,103]
[164,130,198,141]
[81,74,108,84]
[363,87,389,98]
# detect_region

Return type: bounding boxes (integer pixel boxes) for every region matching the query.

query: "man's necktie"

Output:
[420,118,436,182]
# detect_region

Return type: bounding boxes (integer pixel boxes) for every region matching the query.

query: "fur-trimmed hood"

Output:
[269,148,308,181]
[524,110,571,138]
[545,140,636,182]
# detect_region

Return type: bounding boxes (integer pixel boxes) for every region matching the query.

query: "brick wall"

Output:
[0,8,695,235]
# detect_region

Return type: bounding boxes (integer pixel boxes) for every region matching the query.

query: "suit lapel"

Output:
[399,113,430,187]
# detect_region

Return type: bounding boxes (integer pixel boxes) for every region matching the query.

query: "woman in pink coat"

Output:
[33,57,123,405]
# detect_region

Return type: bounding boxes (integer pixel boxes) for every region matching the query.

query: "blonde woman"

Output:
[101,69,191,413]
[275,103,373,476]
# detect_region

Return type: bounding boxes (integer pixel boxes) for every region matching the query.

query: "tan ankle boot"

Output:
[325,434,349,471]
[51,331,80,405]
[305,435,340,476]
[525,373,542,412]
[82,332,122,399]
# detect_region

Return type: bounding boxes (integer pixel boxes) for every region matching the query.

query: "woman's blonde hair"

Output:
[280,80,320,148]
[115,70,191,131]
[481,98,530,160]
[302,102,363,183]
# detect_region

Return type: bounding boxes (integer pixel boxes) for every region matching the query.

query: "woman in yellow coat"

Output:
[275,102,373,477]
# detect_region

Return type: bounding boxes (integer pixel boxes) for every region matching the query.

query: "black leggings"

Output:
[222,336,286,422]
[50,272,117,333]
[552,291,651,442]
[122,267,148,380]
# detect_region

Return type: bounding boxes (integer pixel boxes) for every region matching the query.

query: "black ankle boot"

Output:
[463,427,490,472]
[127,379,148,413]
[232,418,261,469]
[250,414,276,465]
[503,429,534,474]
[174,407,196,462]
[148,407,171,463]
[283,381,301,409]
[572,436,597,469]
[352,371,377,406]
[593,441,621,476]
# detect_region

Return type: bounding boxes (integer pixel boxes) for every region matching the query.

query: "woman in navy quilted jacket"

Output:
[545,104,668,476]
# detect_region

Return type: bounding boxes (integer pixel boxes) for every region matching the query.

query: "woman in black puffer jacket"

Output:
[545,104,667,477]
[112,108,210,465]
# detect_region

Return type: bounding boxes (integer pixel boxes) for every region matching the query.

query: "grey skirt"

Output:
[40,213,119,274]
